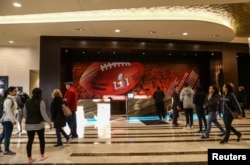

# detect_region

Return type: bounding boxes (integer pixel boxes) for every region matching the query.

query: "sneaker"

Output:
[71,135,78,139]
[201,134,209,138]
[196,130,203,135]
[219,140,228,144]
[54,144,63,147]
[3,150,16,155]
[66,137,72,144]
[237,133,242,142]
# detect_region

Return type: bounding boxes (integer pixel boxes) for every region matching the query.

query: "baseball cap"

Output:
[64,81,73,86]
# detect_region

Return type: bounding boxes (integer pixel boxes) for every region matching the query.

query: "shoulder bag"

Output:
[62,104,72,117]
[225,102,241,119]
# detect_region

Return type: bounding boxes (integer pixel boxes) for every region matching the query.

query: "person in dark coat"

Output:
[50,89,71,147]
[153,86,166,121]
[193,85,207,133]
[237,86,246,118]
[171,85,182,126]
[218,83,242,144]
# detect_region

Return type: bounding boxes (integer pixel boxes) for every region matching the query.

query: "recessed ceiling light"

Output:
[114,29,120,33]
[212,34,219,38]
[76,28,84,31]
[149,30,157,34]
[13,2,22,7]
[9,40,14,44]
[182,32,188,36]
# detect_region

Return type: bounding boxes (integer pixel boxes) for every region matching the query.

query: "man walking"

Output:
[64,81,78,138]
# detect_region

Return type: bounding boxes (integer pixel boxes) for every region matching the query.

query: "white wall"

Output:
[0,46,40,94]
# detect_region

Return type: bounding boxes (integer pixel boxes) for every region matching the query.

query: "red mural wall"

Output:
[72,62,199,99]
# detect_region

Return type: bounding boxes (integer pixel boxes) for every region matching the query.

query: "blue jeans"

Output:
[0,121,14,151]
[66,111,78,137]
[205,112,225,137]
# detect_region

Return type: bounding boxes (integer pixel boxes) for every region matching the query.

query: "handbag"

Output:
[62,104,72,117]
[225,102,240,119]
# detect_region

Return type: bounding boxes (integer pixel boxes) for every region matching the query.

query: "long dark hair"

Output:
[211,85,219,96]
[224,83,233,94]
[32,88,42,100]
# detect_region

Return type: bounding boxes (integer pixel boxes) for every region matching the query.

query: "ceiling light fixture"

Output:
[9,40,14,44]
[213,34,220,38]
[114,29,120,33]
[149,30,157,34]
[76,28,84,31]
[13,2,22,8]
[0,6,234,33]
[182,32,188,36]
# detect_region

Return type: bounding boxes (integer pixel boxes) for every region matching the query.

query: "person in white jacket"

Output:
[0,86,18,155]
[180,83,195,129]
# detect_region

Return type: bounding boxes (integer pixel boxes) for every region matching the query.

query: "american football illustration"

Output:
[79,62,144,95]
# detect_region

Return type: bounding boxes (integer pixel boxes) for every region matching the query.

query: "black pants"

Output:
[172,108,179,125]
[184,108,193,127]
[55,127,69,145]
[196,106,207,131]
[156,102,165,119]
[222,110,241,142]
[26,128,45,158]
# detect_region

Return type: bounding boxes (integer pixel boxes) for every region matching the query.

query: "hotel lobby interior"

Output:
[1,0,250,164]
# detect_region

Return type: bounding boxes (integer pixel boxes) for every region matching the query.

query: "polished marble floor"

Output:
[0,110,250,164]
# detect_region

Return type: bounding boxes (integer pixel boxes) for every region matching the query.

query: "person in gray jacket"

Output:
[180,83,194,129]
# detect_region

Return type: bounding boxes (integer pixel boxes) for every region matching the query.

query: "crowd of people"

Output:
[153,82,246,144]
[0,81,247,163]
[0,81,78,164]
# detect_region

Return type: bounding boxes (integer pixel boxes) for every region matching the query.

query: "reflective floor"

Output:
[0,110,250,164]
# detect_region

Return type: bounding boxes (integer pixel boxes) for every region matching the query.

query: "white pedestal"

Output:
[97,103,110,122]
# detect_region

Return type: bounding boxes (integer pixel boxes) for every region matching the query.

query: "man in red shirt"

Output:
[64,81,78,138]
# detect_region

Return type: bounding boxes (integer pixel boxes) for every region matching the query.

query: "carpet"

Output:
[140,120,169,125]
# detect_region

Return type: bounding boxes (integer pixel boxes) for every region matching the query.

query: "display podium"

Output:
[97,103,110,122]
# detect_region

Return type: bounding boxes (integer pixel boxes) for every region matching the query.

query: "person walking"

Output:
[218,83,242,144]
[193,85,207,134]
[23,88,52,164]
[237,86,246,118]
[50,89,71,147]
[171,85,182,126]
[180,83,194,129]
[15,88,30,136]
[201,85,225,138]
[64,81,79,138]
[153,86,166,121]
[0,87,18,155]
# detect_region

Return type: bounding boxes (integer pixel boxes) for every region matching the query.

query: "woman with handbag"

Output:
[218,83,242,144]
[50,89,71,147]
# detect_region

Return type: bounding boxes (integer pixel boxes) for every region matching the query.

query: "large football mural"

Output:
[79,62,144,95]
[73,62,199,99]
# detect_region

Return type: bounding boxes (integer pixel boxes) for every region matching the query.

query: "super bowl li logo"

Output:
[113,73,130,90]
[100,62,131,91]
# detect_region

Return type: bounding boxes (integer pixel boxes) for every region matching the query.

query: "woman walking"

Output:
[201,85,225,138]
[218,83,242,144]
[24,88,52,164]
[50,89,71,147]
[0,87,18,155]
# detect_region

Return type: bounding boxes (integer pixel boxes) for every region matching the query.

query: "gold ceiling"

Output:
[207,3,250,37]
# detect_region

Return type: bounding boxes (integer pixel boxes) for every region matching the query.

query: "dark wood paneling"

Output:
[40,36,61,112]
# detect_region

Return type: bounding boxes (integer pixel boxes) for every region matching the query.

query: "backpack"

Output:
[0,96,14,119]
[18,93,29,109]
